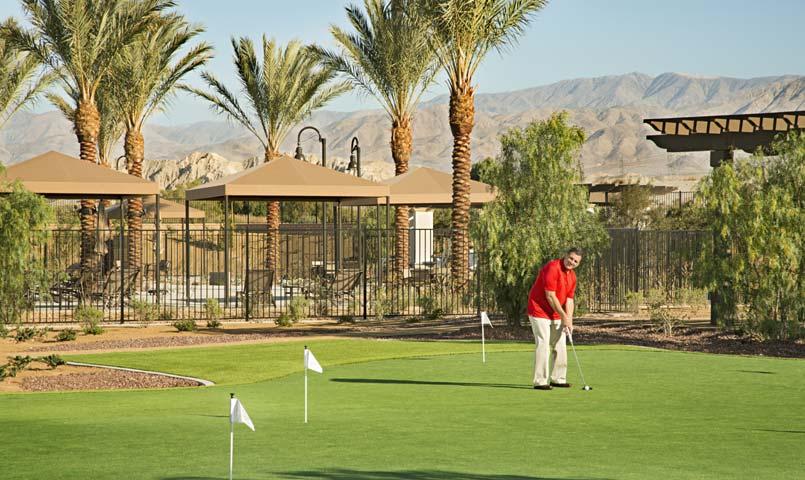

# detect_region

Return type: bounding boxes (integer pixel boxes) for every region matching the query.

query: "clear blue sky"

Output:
[2,0,803,125]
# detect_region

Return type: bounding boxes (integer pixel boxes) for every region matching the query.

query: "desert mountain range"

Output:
[1,72,802,190]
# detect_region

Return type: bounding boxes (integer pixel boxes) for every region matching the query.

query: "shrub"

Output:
[274,313,293,327]
[129,299,160,323]
[337,315,354,324]
[646,288,684,336]
[373,289,391,321]
[172,319,197,332]
[75,306,104,335]
[204,298,223,324]
[624,291,643,314]
[0,323,8,338]
[206,319,222,329]
[275,297,309,327]
[38,354,65,369]
[8,355,33,375]
[159,309,177,322]
[674,287,708,308]
[55,329,77,342]
[13,326,37,342]
[416,295,444,320]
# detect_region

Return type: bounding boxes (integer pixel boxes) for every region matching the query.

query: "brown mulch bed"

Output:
[407,321,805,358]
[21,368,199,392]
[25,330,327,353]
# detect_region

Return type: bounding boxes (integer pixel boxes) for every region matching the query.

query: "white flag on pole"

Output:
[230,397,255,431]
[305,349,323,374]
[481,311,493,327]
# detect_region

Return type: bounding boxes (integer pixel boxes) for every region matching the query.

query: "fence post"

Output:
[244,223,250,322]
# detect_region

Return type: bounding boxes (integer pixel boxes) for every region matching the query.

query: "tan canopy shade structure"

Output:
[1,151,160,198]
[185,155,389,201]
[341,167,496,207]
[105,198,205,220]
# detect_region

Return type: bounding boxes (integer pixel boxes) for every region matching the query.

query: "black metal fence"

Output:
[580,228,709,311]
[22,224,707,323]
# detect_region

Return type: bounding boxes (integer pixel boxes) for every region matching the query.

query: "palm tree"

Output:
[109,13,212,270]
[0,18,51,131]
[311,0,437,277]
[182,37,349,272]
[2,0,172,273]
[419,0,546,280]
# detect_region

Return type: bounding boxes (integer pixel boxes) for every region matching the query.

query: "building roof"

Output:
[185,155,389,201]
[341,167,496,207]
[2,151,159,198]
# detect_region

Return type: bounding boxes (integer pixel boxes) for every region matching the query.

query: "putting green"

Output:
[0,339,802,479]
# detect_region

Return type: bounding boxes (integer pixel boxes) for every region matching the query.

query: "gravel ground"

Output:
[20,369,200,392]
[411,322,805,359]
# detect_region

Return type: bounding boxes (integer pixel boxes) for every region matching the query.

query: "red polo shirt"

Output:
[527,259,577,320]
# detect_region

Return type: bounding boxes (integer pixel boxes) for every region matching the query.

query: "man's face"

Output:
[563,253,582,270]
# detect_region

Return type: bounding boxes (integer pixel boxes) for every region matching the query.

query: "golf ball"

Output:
[583,385,592,391]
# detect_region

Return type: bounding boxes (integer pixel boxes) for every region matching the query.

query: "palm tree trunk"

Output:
[264,149,280,273]
[449,84,474,283]
[391,116,412,277]
[125,128,145,274]
[74,100,101,276]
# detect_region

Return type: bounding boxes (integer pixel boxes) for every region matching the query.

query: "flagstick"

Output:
[304,346,308,424]
[482,321,486,363]
[229,393,234,480]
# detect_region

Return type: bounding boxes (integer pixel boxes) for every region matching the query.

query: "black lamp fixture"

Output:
[348,136,361,177]
[295,125,326,167]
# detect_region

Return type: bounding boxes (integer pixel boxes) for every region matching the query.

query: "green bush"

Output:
[206,319,222,328]
[674,287,709,307]
[8,355,33,375]
[373,289,391,321]
[38,354,65,369]
[129,299,160,323]
[159,309,177,322]
[0,323,8,338]
[13,326,36,342]
[172,319,197,332]
[204,298,223,324]
[274,313,293,327]
[55,329,77,342]
[75,306,104,335]
[275,297,309,327]
[416,295,444,320]
[624,291,643,314]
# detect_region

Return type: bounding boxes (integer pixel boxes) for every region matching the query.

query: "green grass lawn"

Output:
[1,338,803,480]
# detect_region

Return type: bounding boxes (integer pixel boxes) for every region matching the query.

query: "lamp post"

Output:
[295,126,329,276]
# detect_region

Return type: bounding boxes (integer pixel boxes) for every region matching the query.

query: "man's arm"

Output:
[545,290,573,334]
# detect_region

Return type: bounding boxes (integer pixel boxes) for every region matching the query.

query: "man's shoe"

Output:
[533,384,553,390]
[550,382,572,388]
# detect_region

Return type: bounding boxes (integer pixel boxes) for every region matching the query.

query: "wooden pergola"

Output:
[644,110,805,166]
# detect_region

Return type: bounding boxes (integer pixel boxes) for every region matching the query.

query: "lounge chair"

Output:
[239,269,275,307]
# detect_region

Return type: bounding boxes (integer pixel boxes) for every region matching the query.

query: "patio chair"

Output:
[238,269,276,307]
[324,270,364,302]
[94,268,141,307]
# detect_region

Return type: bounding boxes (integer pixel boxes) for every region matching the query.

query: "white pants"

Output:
[529,316,567,386]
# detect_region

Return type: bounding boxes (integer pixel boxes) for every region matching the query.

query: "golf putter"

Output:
[568,334,592,391]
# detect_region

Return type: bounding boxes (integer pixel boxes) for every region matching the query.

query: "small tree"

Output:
[0,173,53,326]
[606,184,652,228]
[473,113,608,325]
[694,132,803,340]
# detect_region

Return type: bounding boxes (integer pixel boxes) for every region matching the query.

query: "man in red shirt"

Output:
[526,247,582,390]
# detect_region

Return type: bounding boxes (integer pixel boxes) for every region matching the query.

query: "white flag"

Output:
[230,398,255,431]
[481,311,493,327]
[305,349,323,374]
